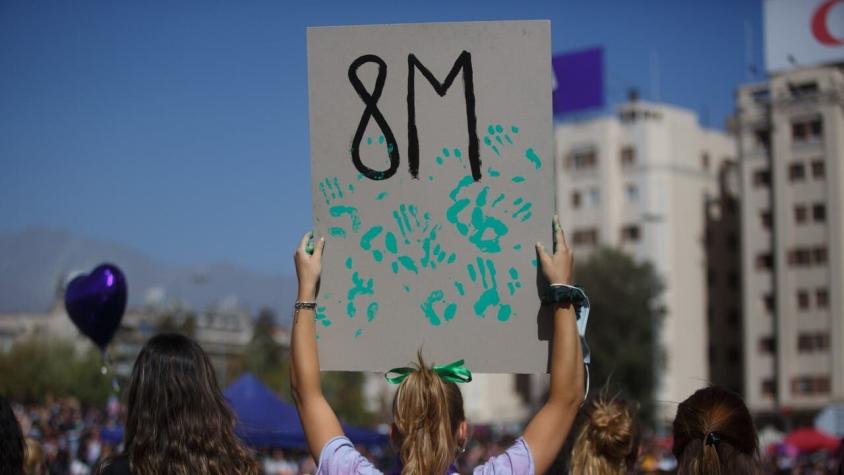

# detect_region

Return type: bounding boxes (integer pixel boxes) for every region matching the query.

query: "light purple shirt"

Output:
[316,436,534,475]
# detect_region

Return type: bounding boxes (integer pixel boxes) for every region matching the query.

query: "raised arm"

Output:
[522,216,584,474]
[290,233,344,461]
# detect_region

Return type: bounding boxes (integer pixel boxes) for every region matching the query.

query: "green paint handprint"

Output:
[319,177,361,239]
[420,289,458,327]
[359,203,456,276]
[466,257,512,322]
[444,125,539,254]
[343,257,379,338]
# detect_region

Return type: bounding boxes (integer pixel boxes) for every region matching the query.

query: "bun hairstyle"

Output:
[391,352,465,475]
[571,396,640,474]
[672,386,761,475]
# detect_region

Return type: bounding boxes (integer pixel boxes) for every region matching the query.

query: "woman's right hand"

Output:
[294,232,325,300]
[535,215,573,285]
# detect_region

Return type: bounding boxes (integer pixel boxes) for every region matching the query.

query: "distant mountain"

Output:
[0,228,298,322]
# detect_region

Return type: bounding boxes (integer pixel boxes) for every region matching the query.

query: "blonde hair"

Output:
[25,438,45,475]
[570,397,640,475]
[391,352,465,475]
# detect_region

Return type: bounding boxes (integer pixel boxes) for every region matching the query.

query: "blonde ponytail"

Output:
[392,352,465,475]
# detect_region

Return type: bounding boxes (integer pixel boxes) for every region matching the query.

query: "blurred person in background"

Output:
[570,395,640,474]
[263,448,298,475]
[672,386,760,474]
[95,333,259,475]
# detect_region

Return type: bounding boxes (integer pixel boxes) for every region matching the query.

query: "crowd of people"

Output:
[3,384,843,474]
[1,223,842,474]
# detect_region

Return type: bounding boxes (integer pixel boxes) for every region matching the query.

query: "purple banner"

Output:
[552,47,604,115]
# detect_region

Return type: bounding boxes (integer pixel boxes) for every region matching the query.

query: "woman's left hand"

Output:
[294,232,325,300]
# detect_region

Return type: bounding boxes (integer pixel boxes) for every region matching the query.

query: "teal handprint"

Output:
[319,177,361,239]
[466,257,512,322]
[420,289,458,327]
[446,177,534,254]
[342,257,380,338]
[359,203,456,275]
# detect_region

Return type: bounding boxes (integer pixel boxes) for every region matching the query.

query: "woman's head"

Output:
[123,333,257,475]
[391,353,466,475]
[570,396,640,475]
[0,395,25,475]
[672,386,760,475]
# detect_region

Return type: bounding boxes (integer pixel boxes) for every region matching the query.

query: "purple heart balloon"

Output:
[64,263,128,350]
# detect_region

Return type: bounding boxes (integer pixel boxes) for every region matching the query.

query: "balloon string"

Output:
[101,350,120,392]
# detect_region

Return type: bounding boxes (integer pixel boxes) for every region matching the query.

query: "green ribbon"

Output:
[385,359,473,385]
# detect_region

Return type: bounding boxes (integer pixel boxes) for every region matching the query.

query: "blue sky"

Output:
[0,0,764,274]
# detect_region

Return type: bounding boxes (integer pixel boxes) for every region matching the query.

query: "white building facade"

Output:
[737,65,844,419]
[555,100,737,421]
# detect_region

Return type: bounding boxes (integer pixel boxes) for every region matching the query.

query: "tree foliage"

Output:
[574,247,664,422]
[0,335,112,406]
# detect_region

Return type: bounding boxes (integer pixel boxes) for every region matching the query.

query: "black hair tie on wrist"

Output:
[705,432,720,447]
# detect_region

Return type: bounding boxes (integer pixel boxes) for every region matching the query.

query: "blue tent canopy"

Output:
[223,373,386,449]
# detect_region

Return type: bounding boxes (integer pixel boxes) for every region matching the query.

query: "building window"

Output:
[568,148,598,171]
[792,117,823,144]
[763,294,775,313]
[625,183,639,202]
[811,160,825,179]
[791,81,819,96]
[816,288,829,309]
[789,162,806,182]
[587,188,600,207]
[759,336,776,353]
[751,88,770,103]
[798,333,829,353]
[756,253,773,270]
[701,152,711,170]
[794,205,808,224]
[754,129,771,150]
[788,248,812,266]
[621,224,641,243]
[762,378,777,397]
[792,375,831,395]
[813,203,826,223]
[572,228,599,246]
[761,379,776,397]
[814,247,828,264]
[620,146,635,167]
[571,191,581,209]
[753,169,771,187]
[760,211,772,230]
[797,290,810,310]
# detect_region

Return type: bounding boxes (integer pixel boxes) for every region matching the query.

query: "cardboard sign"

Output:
[307,21,554,373]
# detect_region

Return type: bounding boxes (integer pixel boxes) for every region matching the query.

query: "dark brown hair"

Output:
[120,333,258,475]
[391,352,465,475]
[571,396,640,474]
[672,386,760,475]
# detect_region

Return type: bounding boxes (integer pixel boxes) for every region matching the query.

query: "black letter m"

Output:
[407,51,480,181]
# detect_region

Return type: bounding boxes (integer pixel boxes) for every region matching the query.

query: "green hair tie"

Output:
[385,359,473,385]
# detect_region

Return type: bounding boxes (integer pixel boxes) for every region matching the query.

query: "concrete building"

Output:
[0,300,254,385]
[554,98,737,422]
[736,65,844,420]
